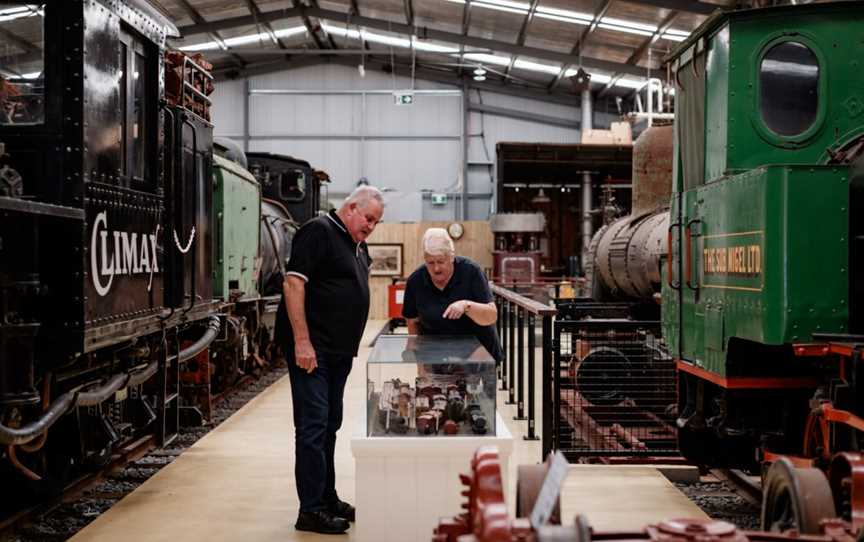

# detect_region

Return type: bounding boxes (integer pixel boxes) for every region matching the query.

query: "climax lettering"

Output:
[90,211,160,297]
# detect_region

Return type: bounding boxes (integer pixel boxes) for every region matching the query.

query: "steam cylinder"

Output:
[592,211,669,298]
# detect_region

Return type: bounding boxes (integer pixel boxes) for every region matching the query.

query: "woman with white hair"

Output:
[401,227,504,362]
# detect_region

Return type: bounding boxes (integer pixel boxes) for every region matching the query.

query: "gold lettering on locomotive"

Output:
[703,244,761,277]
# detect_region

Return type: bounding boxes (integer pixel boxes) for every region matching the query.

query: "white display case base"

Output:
[351,412,513,542]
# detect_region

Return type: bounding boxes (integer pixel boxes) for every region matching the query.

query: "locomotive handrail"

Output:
[667,221,681,290]
[0,317,221,446]
[685,218,701,291]
[180,114,199,313]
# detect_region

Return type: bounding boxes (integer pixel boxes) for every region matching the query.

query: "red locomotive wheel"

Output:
[761,457,836,534]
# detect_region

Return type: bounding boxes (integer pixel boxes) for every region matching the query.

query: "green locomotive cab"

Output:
[664,2,864,472]
[212,154,262,303]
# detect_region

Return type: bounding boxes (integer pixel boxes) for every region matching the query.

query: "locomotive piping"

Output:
[0,316,222,446]
[170,316,221,363]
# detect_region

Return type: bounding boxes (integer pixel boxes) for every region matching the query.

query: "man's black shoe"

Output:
[295,510,350,534]
[327,499,356,522]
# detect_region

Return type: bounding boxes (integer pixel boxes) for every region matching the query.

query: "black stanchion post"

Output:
[515,306,525,420]
[542,315,553,460]
[507,300,516,405]
[495,296,502,382]
[500,299,508,391]
[525,313,538,440]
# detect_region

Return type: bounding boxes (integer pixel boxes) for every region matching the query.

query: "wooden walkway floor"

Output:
[71,321,706,541]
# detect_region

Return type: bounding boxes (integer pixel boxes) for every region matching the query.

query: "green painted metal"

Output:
[663,3,860,376]
[212,154,261,302]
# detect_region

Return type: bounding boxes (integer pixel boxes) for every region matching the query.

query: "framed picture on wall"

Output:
[368,243,403,277]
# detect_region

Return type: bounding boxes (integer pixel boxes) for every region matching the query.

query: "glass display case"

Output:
[367,335,496,437]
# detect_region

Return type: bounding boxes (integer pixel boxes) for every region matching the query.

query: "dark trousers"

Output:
[287,350,353,512]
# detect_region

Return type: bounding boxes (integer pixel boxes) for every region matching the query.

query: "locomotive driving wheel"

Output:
[761,457,836,534]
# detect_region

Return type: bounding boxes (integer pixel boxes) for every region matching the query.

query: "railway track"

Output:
[711,469,762,508]
[0,367,287,540]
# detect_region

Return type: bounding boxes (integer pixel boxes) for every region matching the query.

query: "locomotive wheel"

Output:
[828,453,864,529]
[761,457,835,534]
[574,346,631,406]
[516,463,561,524]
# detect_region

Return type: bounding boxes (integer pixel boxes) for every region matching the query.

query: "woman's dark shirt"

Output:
[401,256,504,362]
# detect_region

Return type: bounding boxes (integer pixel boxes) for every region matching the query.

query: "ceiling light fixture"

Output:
[473,66,487,76]
[473,74,486,81]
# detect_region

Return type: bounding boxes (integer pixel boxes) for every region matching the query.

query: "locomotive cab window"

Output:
[119,30,155,189]
[0,3,46,125]
[280,169,306,202]
[759,41,819,137]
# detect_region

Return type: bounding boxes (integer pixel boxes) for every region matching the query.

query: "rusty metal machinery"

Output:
[590,211,669,299]
[586,124,672,301]
[631,124,673,217]
[433,446,863,542]
[491,213,546,283]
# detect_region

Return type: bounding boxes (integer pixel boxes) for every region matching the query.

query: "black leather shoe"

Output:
[327,499,356,522]
[295,510,350,534]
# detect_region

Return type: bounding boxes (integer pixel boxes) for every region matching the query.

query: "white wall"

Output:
[211,63,614,221]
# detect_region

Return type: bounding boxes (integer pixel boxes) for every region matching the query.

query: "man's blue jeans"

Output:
[287,350,353,513]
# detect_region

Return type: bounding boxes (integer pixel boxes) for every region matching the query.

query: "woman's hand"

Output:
[443,300,470,319]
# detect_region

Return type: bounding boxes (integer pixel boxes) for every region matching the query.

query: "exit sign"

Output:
[393,91,414,105]
[431,193,447,205]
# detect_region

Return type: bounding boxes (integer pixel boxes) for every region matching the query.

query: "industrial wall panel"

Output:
[364,93,461,136]
[249,94,363,136]
[211,64,622,223]
[475,90,582,121]
[467,167,495,196]
[422,200,459,222]
[381,192,424,223]
[212,78,245,136]
[468,198,492,221]
[364,139,462,193]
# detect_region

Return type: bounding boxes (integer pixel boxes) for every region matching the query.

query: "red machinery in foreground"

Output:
[434,447,861,542]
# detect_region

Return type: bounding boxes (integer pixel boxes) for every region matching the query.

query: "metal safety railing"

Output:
[553,318,678,461]
[491,284,557,457]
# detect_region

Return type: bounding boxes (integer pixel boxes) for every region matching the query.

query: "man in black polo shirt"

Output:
[402,228,504,362]
[275,185,384,535]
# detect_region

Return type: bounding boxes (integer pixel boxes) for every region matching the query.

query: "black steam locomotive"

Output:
[0,0,324,509]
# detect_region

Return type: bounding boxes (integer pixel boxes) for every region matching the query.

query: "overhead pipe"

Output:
[0,316,221,446]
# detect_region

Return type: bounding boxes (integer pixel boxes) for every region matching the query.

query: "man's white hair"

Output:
[422,227,455,257]
[343,185,384,210]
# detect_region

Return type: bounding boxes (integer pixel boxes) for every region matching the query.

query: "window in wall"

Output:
[759,41,819,137]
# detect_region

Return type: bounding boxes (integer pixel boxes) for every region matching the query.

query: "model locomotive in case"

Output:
[366,335,496,437]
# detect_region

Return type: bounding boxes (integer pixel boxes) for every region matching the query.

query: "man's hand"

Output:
[295,338,317,373]
[443,300,469,319]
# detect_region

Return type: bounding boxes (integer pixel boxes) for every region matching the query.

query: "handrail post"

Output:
[542,314,553,459]
[500,299,509,391]
[495,296,503,383]
[507,301,516,405]
[525,313,538,440]
[515,306,526,420]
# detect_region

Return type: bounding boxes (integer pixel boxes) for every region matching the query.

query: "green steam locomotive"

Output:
[664,1,864,531]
